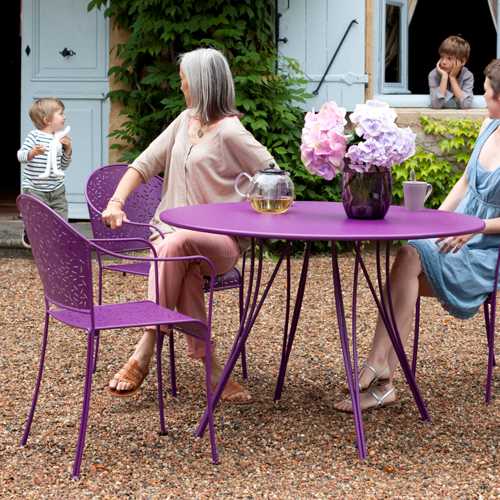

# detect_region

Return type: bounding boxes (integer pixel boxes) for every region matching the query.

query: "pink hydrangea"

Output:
[301,99,416,178]
[300,101,348,180]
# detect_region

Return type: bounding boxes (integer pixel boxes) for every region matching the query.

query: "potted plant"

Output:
[300,100,416,219]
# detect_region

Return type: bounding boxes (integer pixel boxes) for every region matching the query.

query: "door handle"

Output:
[59,48,76,58]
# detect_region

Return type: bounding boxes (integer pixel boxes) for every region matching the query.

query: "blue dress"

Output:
[409,118,500,319]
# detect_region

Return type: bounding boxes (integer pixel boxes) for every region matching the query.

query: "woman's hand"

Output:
[102,200,128,229]
[436,233,475,253]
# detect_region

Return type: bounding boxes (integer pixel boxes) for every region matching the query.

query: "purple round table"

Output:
[161,201,485,460]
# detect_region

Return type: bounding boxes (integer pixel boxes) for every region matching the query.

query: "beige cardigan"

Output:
[130,110,274,244]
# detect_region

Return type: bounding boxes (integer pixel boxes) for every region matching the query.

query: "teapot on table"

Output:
[234,163,295,214]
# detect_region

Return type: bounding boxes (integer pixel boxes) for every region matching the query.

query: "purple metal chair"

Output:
[85,164,247,385]
[412,247,499,403]
[17,194,220,479]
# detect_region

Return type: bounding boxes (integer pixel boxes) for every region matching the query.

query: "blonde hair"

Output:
[439,36,470,63]
[29,98,65,129]
[179,48,239,126]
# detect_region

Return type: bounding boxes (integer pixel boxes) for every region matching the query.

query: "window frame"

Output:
[373,0,492,108]
[379,0,409,94]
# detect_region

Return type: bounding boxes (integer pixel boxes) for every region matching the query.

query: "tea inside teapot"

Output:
[250,196,293,214]
[234,164,295,214]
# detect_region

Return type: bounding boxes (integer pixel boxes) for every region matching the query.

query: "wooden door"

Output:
[21,0,109,218]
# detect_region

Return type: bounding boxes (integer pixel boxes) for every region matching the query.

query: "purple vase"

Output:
[342,166,392,219]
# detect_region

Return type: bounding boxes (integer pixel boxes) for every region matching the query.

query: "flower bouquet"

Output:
[300,99,416,219]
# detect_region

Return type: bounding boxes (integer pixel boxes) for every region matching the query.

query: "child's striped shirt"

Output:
[17,129,71,192]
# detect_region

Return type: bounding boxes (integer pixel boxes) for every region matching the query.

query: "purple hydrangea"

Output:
[301,99,416,179]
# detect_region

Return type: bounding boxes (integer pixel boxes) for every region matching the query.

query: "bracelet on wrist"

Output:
[109,196,125,208]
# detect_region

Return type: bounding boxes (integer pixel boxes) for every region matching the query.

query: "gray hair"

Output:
[179,48,239,126]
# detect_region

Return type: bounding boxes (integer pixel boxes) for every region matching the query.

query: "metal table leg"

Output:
[354,241,430,422]
[196,239,290,438]
[331,242,367,459]
[274,241,311,401]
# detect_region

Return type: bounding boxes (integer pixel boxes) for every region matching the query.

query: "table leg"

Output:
[331,243,367,459]
[275,251,291,399]
[354,241,430,422]
[274,241,311,401]
[195,239,290,438]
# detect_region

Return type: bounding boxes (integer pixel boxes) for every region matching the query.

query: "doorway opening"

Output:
[2,1,21,217]
[408,0,497,95]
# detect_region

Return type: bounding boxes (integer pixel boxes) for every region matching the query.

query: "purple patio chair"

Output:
[412,247,499,403]
[17,194,220,479]
[85,164,247,385]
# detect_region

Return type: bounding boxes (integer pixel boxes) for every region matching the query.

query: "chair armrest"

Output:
[122,220,165,239]
[89,239,217,286]
[86,195,165,240]
[89,237,218,329]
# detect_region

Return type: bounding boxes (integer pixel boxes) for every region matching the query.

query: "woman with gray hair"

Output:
[103,48,274,402]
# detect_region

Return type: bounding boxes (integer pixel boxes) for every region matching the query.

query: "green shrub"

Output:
[392,115,482,208]
[87,0,310,173]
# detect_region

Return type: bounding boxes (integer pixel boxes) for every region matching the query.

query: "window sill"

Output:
[394,107,488,128]
[373,94,486,109]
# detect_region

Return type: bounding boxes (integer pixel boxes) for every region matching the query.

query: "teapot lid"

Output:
[261,163,286,175]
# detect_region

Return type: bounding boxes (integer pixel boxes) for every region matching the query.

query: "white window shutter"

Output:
[278,0,367,111]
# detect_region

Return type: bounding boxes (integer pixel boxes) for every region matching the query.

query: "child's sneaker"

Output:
[21,230,31,249]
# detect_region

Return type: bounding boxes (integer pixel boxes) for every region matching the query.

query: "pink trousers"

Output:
[148,229,240,359]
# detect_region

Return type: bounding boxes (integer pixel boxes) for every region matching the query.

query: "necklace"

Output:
[197,128,204,138]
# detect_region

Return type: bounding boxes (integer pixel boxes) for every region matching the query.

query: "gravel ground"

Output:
[0,251,498,498]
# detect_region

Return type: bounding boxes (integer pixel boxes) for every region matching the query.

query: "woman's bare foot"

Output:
[334,382,396,413]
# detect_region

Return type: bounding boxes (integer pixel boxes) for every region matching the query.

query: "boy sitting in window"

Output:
[428,35,474,109]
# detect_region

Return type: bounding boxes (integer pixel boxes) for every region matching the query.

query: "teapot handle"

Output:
[234,172,252,198]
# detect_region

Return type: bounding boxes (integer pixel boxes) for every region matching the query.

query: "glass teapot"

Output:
[234,164,295,214]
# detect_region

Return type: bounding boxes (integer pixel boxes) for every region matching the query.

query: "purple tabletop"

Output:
[160,201,485,241]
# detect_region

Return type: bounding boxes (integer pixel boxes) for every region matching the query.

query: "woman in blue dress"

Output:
[335,60,500,412]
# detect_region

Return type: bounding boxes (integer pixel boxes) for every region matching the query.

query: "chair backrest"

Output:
[17,195,94,312]
[85,164,164,251]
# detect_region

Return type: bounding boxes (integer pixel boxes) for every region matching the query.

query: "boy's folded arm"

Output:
[17,149,29,163]
[428,70,446,108]
[429,88,446,108]
[60,151,72,170]
[17,132,37,163]
[457,71,474,109]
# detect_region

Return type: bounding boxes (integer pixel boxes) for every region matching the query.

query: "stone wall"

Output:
[395,108,487,157]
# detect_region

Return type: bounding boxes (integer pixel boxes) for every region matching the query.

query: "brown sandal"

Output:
[215,379,252,405]
[108,359,149,398]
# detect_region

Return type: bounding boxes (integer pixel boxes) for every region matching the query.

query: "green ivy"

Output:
[391,115,482,209]
[87,0,311,178]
